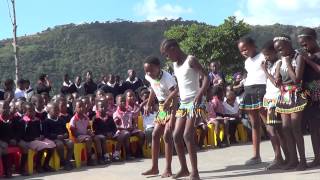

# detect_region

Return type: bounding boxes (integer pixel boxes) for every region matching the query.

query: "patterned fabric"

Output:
[240,85,266,110]
[263,98,281,125]
[154,103,171,125]
[276,84,308,114]
[176,101,207,122]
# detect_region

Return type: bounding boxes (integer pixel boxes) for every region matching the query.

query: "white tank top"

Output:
[173,55,199,103]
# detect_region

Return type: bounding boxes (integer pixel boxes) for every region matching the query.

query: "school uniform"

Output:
[100,82,122,98]
[240,53,267,110]
[123,77,144,92]
[59,113,72,123]
[92,113,117,138]
[223,100,241,143]
[17,116,55,151]
[43,116,69,141]
[113,107,142,136]
[84,80,97,95]
[69,113,91,142]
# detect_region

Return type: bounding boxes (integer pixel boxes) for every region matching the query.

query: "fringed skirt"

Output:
[240,85,266,110]
[275,85,307,114]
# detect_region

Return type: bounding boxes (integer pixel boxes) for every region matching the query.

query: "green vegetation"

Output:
[0,17,319,92]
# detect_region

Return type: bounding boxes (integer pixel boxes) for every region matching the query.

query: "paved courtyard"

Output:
[16,136,319,180]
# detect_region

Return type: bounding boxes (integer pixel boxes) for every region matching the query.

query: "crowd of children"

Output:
[0,27,319,179]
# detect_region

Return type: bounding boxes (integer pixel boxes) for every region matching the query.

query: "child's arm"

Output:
[275,61,282,87]
[145,88,156,115]
[284,55,305,84]
[261,61,278,87]
[189,57,209,105]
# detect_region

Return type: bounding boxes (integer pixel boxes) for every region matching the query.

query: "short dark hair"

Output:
[160,39,179,52]
[262,40,275,51]
[144,56,161,66]
[39,74,47,80]
[237,37,255,46]
[299,28,317,39]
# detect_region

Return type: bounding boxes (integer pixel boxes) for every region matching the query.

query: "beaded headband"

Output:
[297,34,313,38]
[273,36,291,42]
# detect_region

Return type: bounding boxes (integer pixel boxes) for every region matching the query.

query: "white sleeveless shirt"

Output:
[173,55,200,103]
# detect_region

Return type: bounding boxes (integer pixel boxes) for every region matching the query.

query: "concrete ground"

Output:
[15,136,320,180]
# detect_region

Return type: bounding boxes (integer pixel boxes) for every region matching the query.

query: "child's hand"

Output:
[193,94,202,107]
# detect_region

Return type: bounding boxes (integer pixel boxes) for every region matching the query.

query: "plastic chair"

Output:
[236,123,248,143]
[207,124,224,147]
[137,114,144,131]
[66,123,88,168]
[196,128,208,149]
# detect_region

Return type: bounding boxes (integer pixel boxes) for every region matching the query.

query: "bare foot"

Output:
[172,169,190,179]
[161,170,172,178]
[141,168,159,176]
[188,172,200,180]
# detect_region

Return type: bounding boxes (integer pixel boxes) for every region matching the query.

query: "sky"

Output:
[0,0,320,40]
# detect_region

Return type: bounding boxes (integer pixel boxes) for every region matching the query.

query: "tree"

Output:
[164,16,250,74]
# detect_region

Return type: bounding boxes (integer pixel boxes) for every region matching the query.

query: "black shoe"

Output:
[87,158,96,166]
[36,167,45,173]
[126,155,135,161]
[20,169,30,176]
[63,162,73,171]
[98,158,105,165]
[43,165,55,172]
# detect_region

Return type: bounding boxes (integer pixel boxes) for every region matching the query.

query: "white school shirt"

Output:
[223,101,239,115]
[145,70,177,102]
[244,53,267,86]
[264,60,281,100]
[173,55,200,103]
[14,88,25,99]
[143,113,156,129]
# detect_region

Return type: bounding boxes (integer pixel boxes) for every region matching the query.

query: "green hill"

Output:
[0,19,319,93]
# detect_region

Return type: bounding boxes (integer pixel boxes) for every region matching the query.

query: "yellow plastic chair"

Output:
[66,123,88,168]
[236,123,248,143]
[137,114,144,131]
[207,124,224,147]
[27,149,56,174]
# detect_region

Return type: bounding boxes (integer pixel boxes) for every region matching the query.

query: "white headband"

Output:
[298,34,312,38]
[273,36,291,42]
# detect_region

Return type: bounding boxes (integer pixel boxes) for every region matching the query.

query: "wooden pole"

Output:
[11,0,19,82]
